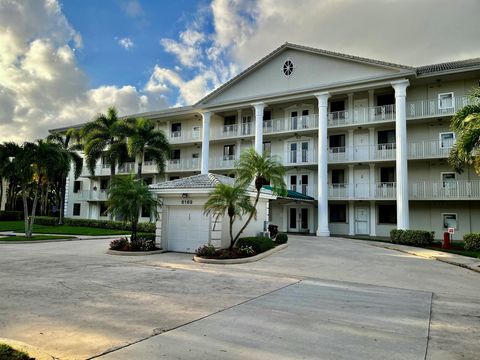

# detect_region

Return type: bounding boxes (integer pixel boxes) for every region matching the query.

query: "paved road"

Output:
[0,236,478,359]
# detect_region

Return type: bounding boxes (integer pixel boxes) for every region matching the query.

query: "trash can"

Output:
[442,232,451,249]
[268,224,279,239]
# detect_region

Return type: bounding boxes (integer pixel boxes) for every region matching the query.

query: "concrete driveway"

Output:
[0,236,478,359]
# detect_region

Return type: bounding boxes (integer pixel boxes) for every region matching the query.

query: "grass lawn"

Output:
[0,235,76,241]
[0,221,129,236]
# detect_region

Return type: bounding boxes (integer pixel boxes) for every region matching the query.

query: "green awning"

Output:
[263,185,314,201]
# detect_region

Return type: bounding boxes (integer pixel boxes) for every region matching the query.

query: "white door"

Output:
[288,207,309,232]
[354,169,370,198]
[354,98,368,123]
[166,206,210,253]
[353,133,369,161]
[355,207,369,234]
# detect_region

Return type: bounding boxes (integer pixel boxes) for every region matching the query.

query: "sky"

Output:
[0,0,479,142]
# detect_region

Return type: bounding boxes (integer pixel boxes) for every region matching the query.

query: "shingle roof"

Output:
[149,173,235,190]
[416,58,480,76]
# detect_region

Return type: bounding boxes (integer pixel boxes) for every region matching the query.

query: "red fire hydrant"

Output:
[443,232,451,249]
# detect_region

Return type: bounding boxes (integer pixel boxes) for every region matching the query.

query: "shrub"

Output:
[0,344,33,360]
[137,232,155,241]
[109,237,129,250]
[236,236,275,253]
[275,233,288,245]
[34,216,58,226]
[238,245,255,256]
[464,233,480,251]
[195,244,217,257]
[130,237,157,251]
[62,218,156,233]
[390,229,434,246]
[0,211,23,221]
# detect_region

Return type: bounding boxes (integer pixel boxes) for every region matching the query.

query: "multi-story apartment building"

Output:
[54,43,480,240]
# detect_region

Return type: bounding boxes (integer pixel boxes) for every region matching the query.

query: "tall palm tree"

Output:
[82,107,128,185]
[46,129,84,224]
[0,142,20,211]
[448,87,480,174]
[117,117,170,179]
[234,148,286,243]
[107,175,158,241]
[203,183,254,249]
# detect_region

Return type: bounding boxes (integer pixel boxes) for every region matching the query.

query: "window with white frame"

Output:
[441,172,456,187]
[438,92,454,110]
[223,144,235,160]
[439,132,455,148]
[442,213,457,229]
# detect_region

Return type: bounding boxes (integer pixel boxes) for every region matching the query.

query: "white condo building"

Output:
[52,43,480,241]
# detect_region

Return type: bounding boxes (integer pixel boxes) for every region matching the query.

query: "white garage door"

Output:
[166,206,210,253]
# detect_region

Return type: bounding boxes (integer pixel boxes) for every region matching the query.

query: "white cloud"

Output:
[118,37,134,50]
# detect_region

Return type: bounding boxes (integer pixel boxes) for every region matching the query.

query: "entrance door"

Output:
[353,132,369,161]
[354,169,370,198]
[355,207,369,234]
[354,98,368,123]
[288,207,309,232]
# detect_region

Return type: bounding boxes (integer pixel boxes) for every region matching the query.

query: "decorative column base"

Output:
[316,228,330,237]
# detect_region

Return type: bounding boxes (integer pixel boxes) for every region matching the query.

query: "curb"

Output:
[107,249,167,256]
[193,243,288,264]
[0,238,76,244]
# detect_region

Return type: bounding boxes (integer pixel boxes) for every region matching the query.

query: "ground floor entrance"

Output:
[288,206,310,233]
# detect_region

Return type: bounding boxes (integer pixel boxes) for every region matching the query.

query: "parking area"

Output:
[0,236,478,359]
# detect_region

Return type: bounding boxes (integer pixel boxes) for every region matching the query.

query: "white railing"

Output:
[410,180,480,200]
[169,129,202,143]
[283,149,317,165]
[406,96,472,119]
[408,139,454,159]
[264,115,318,134]
[328,105,395,127]
[166,158,200,172]
[210,155,237,169]
[328,144,396,163]
[118,162,135,174]
[328,182,396,200]
[212,122,253,139]
[71,189,108,201]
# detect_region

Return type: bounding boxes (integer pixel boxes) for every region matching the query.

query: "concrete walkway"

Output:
[0,236,478,359]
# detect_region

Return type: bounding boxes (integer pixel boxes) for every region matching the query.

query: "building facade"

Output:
[57,43,480,240]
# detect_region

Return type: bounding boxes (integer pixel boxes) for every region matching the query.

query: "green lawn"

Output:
[0,343,33,360]
[0,235,76,241]
[0,221,129,236]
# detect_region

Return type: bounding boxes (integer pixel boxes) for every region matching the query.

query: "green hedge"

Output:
[464,233,480,251]
[390,229,434,246]
[0,211,23,221]
[236,236,275,253]
[34,216,58,226]
[275,233,288,245]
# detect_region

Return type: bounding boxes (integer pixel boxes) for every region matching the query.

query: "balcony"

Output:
[284,149,317,166]
[408,139,454,159]
[328,183,396,200]
[328,105,395,128]
[166,158,200,172]
[406,96,472,119]
[212,123,253,139]
[210,154,237,169]
[71,189,108,202]
[118,162,136,174]
[410,180,480,200]
[264,115,318,134]
[290,184,315,198]
[169,129,202,144]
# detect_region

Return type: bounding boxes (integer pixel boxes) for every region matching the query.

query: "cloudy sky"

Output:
[0,0,479,142]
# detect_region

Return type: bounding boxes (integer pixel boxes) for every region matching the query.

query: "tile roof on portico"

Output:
[416,57,480,76]
[149,173,235,190]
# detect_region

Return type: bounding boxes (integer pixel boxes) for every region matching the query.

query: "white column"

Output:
[201,111,211,174]
[369,127,375,161]
[348,129,354,161]
[369,201,376,236]
[368,89,375,120]
[315,92,330,237]
[348,93,354,123]
[252,102,266,154]
[237,109,242,136]
[369,163,376,198]
[348,164,354,199]
[348,201,355,235]
[392,79,410,229]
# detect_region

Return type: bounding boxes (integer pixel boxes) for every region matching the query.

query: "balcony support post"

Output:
[201,111,211,174]
[348,201,355,235]
[392,79,410,229]
[369,163,375,198]
[348,93,354,123]
[348,164,354,199]
[315,92,330,236]
[369,201,376,236]
[369,127,375,160]
[252,102,266,154]
[348,129,354,161]
[368,89,375,120]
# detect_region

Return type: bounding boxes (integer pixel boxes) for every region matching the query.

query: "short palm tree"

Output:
[203,183,254,249]
[448,87,480,174]
[234,148,286,242]
[107,175,158,241]
[117,117,170,179]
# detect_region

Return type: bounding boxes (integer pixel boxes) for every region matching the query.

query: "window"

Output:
[171,123,182,137]
[439,132,455,148]
[100,179,109,190]
[100,203,108,216]
[263,110,272,121]
[73,181,82,193]
[329,134,345,151]
[378,204,396,224]
[378,130,395,145]
[376,93,395,106]
[290,143,297,163]
[300,175,309,195]
[241,116,252,135]
[283,59,294,76]
[438,92,454,109]
[441,172,456,187]
[443,213,457,229]
[263,141,271,155]
[380,167,395,183]
[73,203,81,216]
[330,100,345,113]
[290,175,297,192]
[224,115,236,126]
[329,204,347,223]
[223,145,235,160]
[192,153,199,159]
[301,142,309,162]
[102,156,110,168]
[171,149,181,161]
[331,169,345,184]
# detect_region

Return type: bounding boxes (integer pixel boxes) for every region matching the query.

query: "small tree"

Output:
[203,183,254,250]
[106,175,157,241]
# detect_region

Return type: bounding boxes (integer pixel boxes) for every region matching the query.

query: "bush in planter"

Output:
[236,236,275,253]
[390,229,403,244]
[464,233,480,251]
[62,218,156,233]
[110,237,129,250]
[238,245,255,257]
[130,237,157,251]
[195,244,217,257]
[275,233,288,245]
[390,229,434,246]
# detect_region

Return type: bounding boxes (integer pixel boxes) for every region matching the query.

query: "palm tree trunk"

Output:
[233,190,260,245]
[58,175,66,224]
[109,163,116,220]
[0,178,3,211]
[27,182,41,237]
[137,151,143,179]
[22,186,29,236]
[229,216,234,250]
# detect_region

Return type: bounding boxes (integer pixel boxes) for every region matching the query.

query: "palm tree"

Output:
[234,148,286,243]
[106,175,158,241]
[203,183,254,249]
[448,87,480,174]
[46,129,84,224]
[0,142,20,211]
[117,117,170,179]
[82,107,129,185]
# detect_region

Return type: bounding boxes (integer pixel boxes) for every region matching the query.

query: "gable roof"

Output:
[416,57,480,76]
[149,173,235,190]
[195,42,414,106]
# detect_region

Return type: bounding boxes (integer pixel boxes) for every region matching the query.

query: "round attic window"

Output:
[283,59,294,77]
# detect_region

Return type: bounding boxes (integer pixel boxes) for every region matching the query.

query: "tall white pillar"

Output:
[315,92,330,237]
[369,201,376,236]
[347,93,354,123]
[348,164,354,199]
[392,79,410,229]
[348,201,355,235]
[252,102,266,154]
[348,129,354,161]
[201,111,211,174]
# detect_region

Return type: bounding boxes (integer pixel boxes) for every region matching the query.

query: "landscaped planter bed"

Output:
[107,249,166,256]
[193,243,288,264]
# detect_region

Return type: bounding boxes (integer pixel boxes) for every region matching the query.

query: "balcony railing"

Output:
[328,105,395,127]
[283,149,317,165]
[264,115,318,134]
[410,180,480,200]
[406,96,472,119]
[210,155,237,169]
[118,162,135,174]
[169,129,202,143]
[71,189,108,201]
[166,158,200,172]
[212,122,253,139]
[328,183,396,200]
[408,139,454,159]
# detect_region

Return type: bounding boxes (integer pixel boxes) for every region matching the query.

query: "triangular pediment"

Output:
[198,43,413,107]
